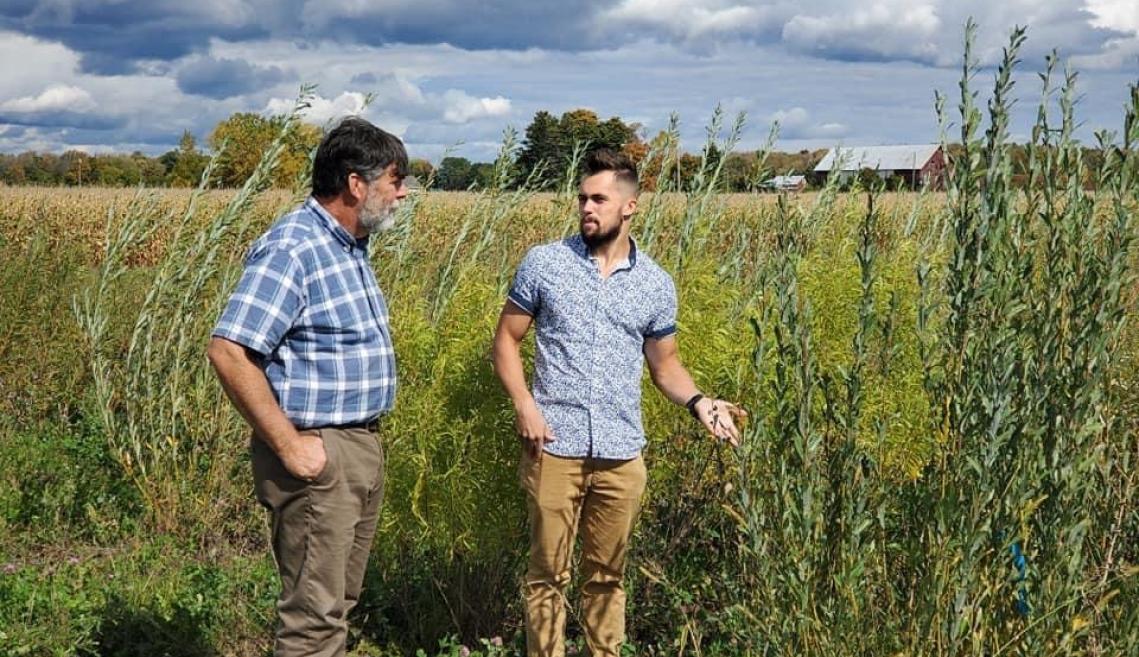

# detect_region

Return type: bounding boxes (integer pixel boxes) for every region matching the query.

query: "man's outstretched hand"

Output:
[694,398,747,447]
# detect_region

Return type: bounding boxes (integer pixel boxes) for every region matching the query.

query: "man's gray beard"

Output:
[360,205,397,234]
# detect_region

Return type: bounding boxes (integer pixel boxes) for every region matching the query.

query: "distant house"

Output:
[404,175,424,192]
[761,175,807,193]
[814,144,946,190]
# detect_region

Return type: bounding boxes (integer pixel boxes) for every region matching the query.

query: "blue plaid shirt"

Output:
[508,235,677,460]
[212,197,397,428]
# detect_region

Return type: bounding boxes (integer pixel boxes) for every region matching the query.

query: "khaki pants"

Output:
[252,426,385,657]
[519,450,648,657]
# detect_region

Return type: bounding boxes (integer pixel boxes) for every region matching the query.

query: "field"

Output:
[2,46,1139,656]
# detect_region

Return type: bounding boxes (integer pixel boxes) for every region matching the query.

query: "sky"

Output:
[0,1,1137,162]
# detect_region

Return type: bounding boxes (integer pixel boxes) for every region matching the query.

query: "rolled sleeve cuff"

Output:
[507,293,535,316]
[644,324,677,340]
[211,326,273,356]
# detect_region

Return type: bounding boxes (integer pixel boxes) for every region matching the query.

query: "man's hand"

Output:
[278,431,328,481]
[515,399,556,460]
[694,397,747,448]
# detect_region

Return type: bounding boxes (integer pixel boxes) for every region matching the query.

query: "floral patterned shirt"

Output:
[508,234,677,460]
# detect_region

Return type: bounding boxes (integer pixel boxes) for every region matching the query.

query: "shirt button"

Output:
[343,245,351,253]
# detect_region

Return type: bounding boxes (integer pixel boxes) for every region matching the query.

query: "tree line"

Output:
[1,108,1104,191]
[0,108,829,191]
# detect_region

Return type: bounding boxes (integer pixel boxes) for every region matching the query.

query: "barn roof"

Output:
[814,144,941,172]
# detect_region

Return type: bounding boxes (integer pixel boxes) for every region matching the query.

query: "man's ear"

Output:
[347,172,367,203]
[622,195,638,220]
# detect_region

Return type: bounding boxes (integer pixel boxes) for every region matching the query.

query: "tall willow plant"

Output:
[907,21,1139,654]
[73,90,315,533]
[723,22,1138,656]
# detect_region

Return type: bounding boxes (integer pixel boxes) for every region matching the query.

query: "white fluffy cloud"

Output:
[1076,0,1139,68]
[263,75,512,128]
[264,91,370,125]
[1085,0,1139,31]
[441,90,511,123]
[0,85,96,112]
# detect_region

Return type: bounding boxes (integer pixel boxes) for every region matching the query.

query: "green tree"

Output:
[436,156,474,190]
[517,109,640,189]
[208,113,320,188]
[408,158,435,187]
[163,131,210,187]
[721,152,755,192]
[517,110,562,189]
[60,150,92,186]
[471,162,496,190]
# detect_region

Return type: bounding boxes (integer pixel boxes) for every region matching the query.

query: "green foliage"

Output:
[208,108,322,188]
[436,156,477,190]
[0,421,138,544]
[0,541,278,657]
[0,224,89,426]
[517,108,640,189]
[160,131,211,187]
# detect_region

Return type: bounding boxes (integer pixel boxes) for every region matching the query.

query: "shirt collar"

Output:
[305,197,369,252]
[567,233,639,273]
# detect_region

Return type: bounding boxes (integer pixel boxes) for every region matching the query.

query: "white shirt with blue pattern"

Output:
[508,234,677,460]
[212,197,397,429]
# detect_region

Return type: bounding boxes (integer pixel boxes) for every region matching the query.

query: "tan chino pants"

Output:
[519,450,648,657]
[252,426,385,657]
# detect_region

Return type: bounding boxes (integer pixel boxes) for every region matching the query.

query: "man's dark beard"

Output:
[581,221,621,249]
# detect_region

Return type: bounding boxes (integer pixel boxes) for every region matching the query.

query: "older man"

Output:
[208,116,408,657]
[492,148,746,656]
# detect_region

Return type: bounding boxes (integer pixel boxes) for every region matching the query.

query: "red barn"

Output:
[814,144,946,190]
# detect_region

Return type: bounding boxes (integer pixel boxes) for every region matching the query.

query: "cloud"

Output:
[0,84,126,130]
[769,106,849,140]
[265,91,370,125]
[1,0,1135,78]
[1084,0,1139,31]
[782,2,942,64]
[176,56,292,99]
[1074,0,1139,68]
[264,78,512,128]
[440,90,511,123]
[0,0,272,73]
[1,85,96,113]
[0,109,125,130]
[601,0,768,42]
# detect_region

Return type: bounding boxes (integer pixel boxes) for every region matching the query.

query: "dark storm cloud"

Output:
[176,56,293,99]
[0,0,612,73]
[0,0,1133,76]
[0,109,126,130]
[0,0,274,73]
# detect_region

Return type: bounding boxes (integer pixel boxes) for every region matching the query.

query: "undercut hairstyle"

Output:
[582,148,639,192]
[311,116,409,197]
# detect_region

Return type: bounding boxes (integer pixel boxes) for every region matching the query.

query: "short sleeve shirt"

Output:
[508,234,677,459]
[212,197,397,428]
